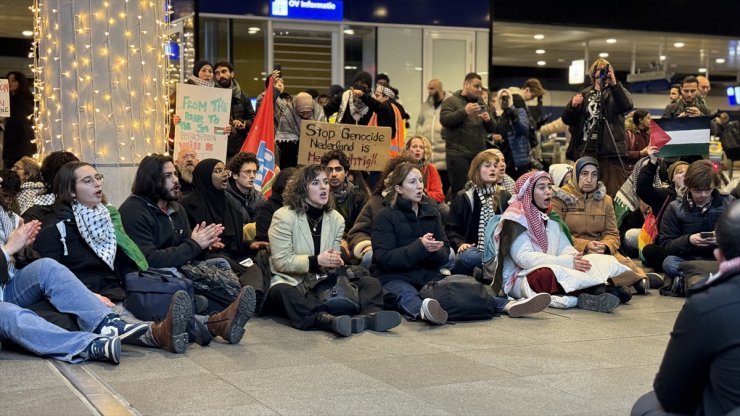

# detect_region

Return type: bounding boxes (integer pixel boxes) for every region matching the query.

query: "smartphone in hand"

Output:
[700,231,715,238]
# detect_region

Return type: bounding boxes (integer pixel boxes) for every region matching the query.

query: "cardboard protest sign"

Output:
[297,121,392,171]
[0,79,10,118]
[173,83,231,161]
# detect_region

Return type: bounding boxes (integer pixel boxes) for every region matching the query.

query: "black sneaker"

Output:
[605,286,633,304]
[96,314,149,342]
[633,277,649,295]
[85,337,121,364]
[350,311,402,333]
[646,273,664,289]
[577,293,620,313]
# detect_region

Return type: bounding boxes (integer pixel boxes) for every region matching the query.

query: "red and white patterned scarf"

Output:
[503,170,552,252]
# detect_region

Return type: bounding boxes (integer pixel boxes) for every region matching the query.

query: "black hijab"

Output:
[182,158,245,256]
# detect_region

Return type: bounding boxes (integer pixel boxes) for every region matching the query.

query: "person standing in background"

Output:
[2,72,36,168]
[416,79,450,194]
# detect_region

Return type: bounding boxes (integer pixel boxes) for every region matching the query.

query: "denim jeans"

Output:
[453,248,483,276]
[360,250,373,270]
[662,255,685,280]
[0,258,111,363]
[383,279,423,319]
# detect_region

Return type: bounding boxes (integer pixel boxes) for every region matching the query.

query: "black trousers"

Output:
[265,276,384,330]
[446,154,473,195]
[642,244,666,272]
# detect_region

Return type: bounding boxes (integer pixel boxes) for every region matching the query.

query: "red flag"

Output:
[241,78,276,197]
[649,119,672,150]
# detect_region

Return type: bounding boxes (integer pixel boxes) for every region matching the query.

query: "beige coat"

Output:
[268,207,344,287]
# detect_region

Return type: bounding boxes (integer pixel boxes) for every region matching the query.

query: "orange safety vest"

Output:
[369,103,406,158]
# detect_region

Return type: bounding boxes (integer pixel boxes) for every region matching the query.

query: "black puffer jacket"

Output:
[636,160,679,226]
[445,187,510,251]
[657,190,734,259]
[562,82,633,160]
[371,196,449,287]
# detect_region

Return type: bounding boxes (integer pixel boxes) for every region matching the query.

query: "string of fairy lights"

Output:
[31,0,172,165]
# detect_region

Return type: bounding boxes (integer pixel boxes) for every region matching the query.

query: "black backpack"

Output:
[721,121,740,160]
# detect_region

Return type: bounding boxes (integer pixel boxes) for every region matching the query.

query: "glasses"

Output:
[77,174,104,185]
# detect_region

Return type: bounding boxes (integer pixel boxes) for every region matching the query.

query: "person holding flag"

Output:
[241,75,278,198]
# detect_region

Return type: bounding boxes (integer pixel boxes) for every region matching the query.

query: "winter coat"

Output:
[550,182,620,254]
[562,82,633,160]
[654,266,740,415]
[118,194,202,269]
[657,190,734,259]
[421,163,445,203]
[445,187,510,251]
[218,81,256,158]
[371,196,449,287]
[636,160,678,226]
[496,107,531,169]
[268,207,344,287]
[662,99,709,119]
[323,90,396,137]
[226,177,265,224]
[254,197,283,243]
[333,181,368,235]
[440,90,495,159]
[347,194,388,260]
[415,92,451,171]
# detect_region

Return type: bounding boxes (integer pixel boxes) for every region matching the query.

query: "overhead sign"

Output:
[173,83,231,162]
[0,79,9,118]
[297,120,391,171]
[270,0,343,21]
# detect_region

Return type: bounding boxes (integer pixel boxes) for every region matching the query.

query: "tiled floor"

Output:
[0,292,685,415]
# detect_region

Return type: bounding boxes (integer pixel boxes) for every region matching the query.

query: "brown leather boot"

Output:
[206,286,256,344]
[151,290,193,353]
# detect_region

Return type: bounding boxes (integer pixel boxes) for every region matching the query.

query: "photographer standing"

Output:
[493,89,531,180]
[440,72,496,194]
[562,58,633,197]
[662,75,709,119]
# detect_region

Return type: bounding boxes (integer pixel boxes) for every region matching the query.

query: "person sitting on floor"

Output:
[12,156,44,215]
[266,164,401,337]
[632,199,740,416]
[21,151,80,222]
[550,157,653,296]
[490,170,634,312]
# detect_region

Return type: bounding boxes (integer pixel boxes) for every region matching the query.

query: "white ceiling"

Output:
[0,0,34,39]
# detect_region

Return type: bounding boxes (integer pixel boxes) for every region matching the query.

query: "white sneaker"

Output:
[506,293,551,318]
[419,298,448,325]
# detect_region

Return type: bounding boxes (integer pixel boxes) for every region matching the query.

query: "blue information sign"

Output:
[270,0,343,21]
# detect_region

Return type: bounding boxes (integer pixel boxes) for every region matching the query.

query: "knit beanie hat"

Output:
[548,164,572,187]
[352,71,372,87]
[192,60,212,77]
[667,161,689,184]
[574,156,599,180]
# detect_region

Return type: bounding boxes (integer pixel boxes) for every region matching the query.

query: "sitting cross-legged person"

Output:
[490,170,634,312]
[0,173,149,364]
[34,162,254,350]
[372,162,550,324]
[254,167,298,243]
[266,164,401,337]
[550,157,653,297]
[21,150,80,222]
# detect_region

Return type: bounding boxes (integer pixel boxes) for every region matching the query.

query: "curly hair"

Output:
[319,149,350,172]
[40,151,79,193]
[227,151,259,175]
[0,169,21,211]
[283,164,333,214]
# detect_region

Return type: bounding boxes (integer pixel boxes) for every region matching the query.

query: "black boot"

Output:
[315,312,352,337]
[350,311,402,333]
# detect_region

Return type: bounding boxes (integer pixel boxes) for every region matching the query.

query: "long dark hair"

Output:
[6,71,32,100]
[53,161,93,205]
[131,154,174,201]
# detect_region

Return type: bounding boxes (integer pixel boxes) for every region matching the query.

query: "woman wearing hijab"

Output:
[267,165,401,337]
[490,170,632,312]
[551,157,651,295]
[181,158,268,264]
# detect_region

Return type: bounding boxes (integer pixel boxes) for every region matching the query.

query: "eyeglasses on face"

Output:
[77,174,104,185]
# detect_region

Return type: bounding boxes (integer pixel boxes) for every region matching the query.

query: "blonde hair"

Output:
[405,135,432,161]
[467,151,500,188]
[588,58,611,80]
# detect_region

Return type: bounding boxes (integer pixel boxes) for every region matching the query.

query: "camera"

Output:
[501,95,510,110]
[596,63,610,85]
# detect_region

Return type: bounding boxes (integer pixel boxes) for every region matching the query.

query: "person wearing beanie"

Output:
[551,157,653,296]
[562,58,633,197]
[548,164,572,188]
[190,60,215,87]
[636,147,688,271]
[322,71,395,138]
[657,160,734,281]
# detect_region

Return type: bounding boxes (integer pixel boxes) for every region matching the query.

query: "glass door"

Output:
[423,30,475,94]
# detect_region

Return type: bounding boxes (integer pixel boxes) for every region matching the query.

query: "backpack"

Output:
[721,121,740,160]
[180,259,242,314]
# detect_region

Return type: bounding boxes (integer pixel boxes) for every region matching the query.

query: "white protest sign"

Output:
[173,83,231,161]
[0,79,10,118]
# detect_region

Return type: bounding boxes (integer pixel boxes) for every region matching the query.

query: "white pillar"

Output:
[32,0,168,205]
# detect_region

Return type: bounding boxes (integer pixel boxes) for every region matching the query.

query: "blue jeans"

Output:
[383,279,423,319]
[0,258,111,363]
[662,255,685,280]
[453,248,483,276]
[360,250,373,270]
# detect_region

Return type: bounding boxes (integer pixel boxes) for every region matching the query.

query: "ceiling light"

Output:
[248,27,260,32]
[22,30,33,37]
[698,67,707,73]
[344,65,357,70]
[343,29,355,35]
[606,38,617,44]
[673,42,685,48]
[659,55,666,60]
[537,61,546,66]
[716,58,726,64]
[599,52,609,58]
[533,34,544,40]
[557,58,565,63]
[535,49,545,54]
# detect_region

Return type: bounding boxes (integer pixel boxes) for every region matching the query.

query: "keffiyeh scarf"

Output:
[0,208,19,277]
[72,201,117,270]
[474,185,496,250]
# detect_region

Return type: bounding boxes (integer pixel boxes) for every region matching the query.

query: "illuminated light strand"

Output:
[71,0,83,157]
[103,1,122,165]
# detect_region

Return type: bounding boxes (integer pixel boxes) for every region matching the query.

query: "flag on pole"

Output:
[241,78,276,197]
[650,116,711,158]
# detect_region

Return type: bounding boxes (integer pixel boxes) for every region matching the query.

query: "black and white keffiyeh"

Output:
[72,201,117,270]
[0,208,19,277]
[337,89,369,123]
[474,185,496,250]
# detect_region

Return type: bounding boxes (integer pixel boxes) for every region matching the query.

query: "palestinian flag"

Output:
[650,116,711,158]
